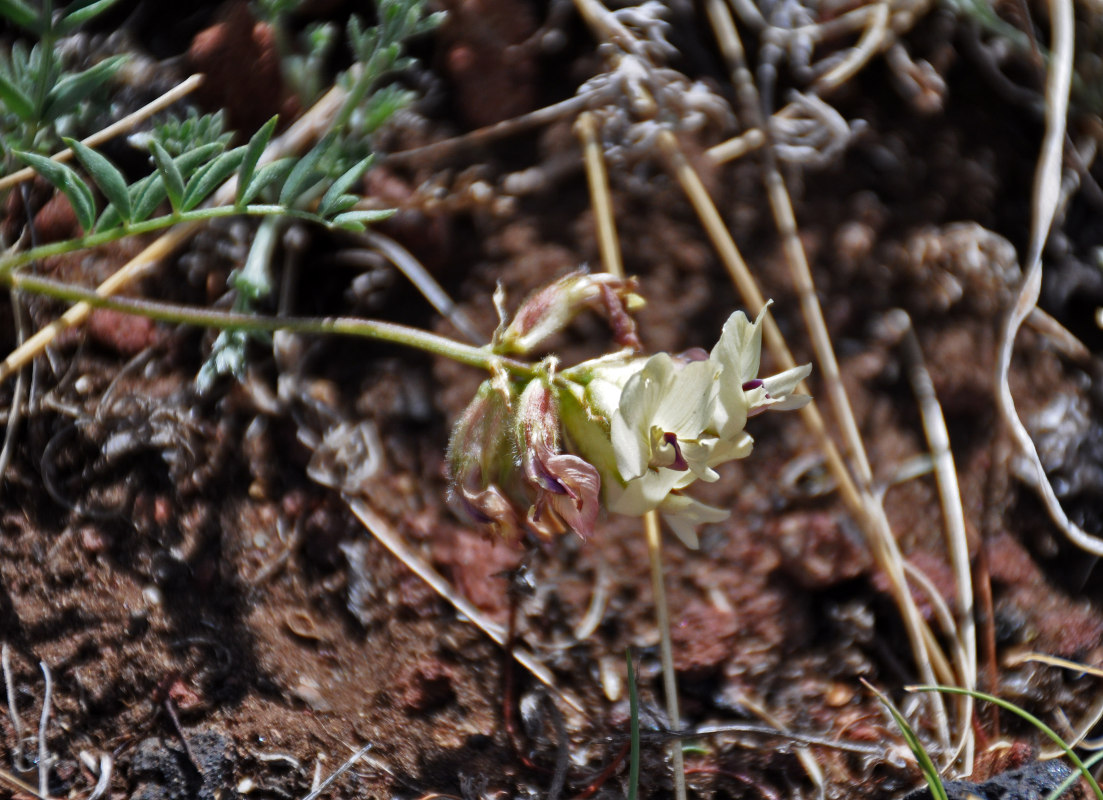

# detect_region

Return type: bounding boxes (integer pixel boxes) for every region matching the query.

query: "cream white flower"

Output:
[563,305,812,548]
[610,353,720,483]
[450,292,812,548]
[710,305,812,438]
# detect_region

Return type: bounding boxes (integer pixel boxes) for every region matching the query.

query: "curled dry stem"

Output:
[995,0,1103,555]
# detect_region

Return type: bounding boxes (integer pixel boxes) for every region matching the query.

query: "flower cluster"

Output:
[447,273,812,548]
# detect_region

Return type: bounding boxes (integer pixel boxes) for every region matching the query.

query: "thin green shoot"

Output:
[1047,749,1103,800]
[627,648,640,800]
[864,679,949,800]
[908,686,1103,800]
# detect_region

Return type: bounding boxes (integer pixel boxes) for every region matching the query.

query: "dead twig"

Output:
[299,743,372,800]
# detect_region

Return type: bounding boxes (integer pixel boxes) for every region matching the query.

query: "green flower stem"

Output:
[645,510,688,800]
[4,271,539,378]
[0,204,334,277]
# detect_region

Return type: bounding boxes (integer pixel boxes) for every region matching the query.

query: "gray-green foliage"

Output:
[11,116,390,236]
[0,0,127,158]
[1,0,437,391]
[144,109,235,158]
[199,0,441,389]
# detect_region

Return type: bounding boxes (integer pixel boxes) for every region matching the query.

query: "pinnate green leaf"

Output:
[64,137,131,223]
[15,150,96,231]
[149,140,184,211]
[236,115,279,208]
[181,146,245,211]
[318,155,372,218]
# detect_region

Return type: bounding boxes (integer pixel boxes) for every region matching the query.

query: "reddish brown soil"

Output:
[1,2,1102,800]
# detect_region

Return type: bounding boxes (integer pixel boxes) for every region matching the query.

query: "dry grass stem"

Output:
[994,0,1101,554]
[657,133,945,712]
[359,232,483,343]
[1005,652,1103,679]
[901,561,974,766]
[384,95,591,168]
[814,2,890,93]
[575,112,624,280]
[299,743,372,800]
[0,291,29,486]
[346,496,584,714]
[0,766,52,800]
[571,0,651,59]
[702,0,954,755]
[705,126,768,164]
[36,661,52,798]
[0,74,205,193]
[891,309,976,770]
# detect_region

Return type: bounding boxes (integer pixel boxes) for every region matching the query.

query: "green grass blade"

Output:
[909,686,1103,800]
[1048,750,1103,800]
[866,681,949,800]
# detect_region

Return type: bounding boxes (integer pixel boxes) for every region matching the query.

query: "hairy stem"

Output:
[4,271,536,377]
[0,205,338,277]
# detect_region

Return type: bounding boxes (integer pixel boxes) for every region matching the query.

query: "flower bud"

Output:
[495,270,645,355]
[447,375,523,538]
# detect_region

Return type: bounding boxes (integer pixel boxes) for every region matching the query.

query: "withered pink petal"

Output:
[543,454,601,539]
[460,485,523,539]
